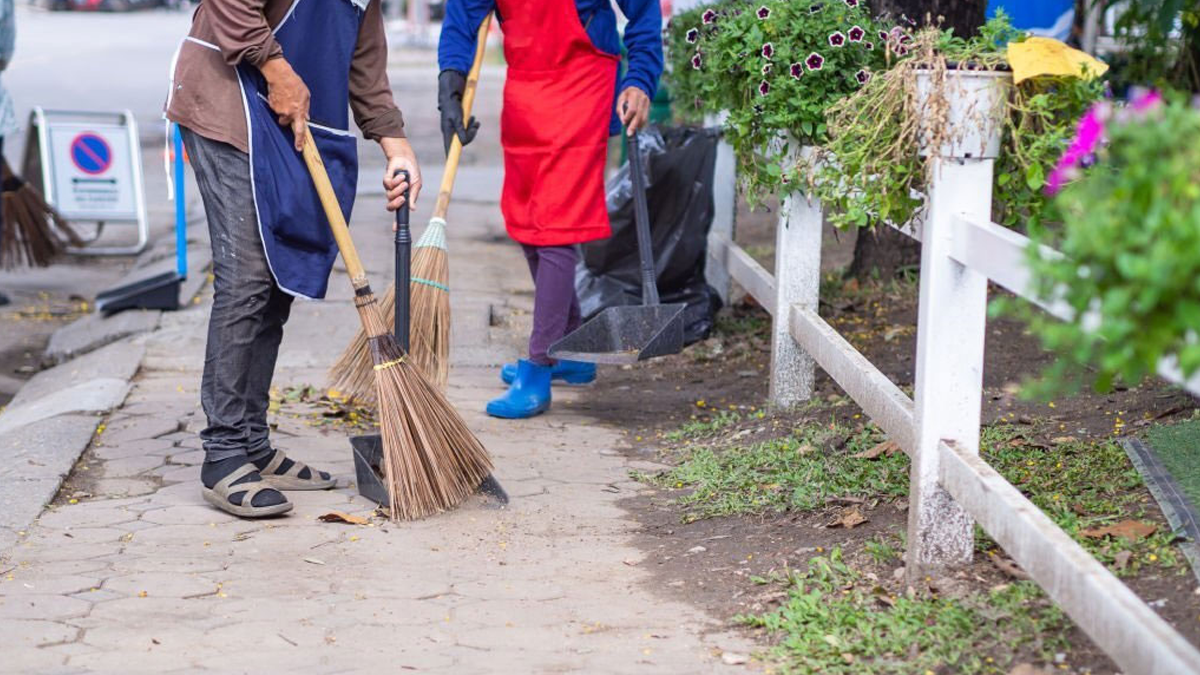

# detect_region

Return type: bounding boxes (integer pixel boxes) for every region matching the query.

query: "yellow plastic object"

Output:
[1006,37,1109,85]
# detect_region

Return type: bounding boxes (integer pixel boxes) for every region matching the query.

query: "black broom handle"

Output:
[627,133,659,306]
[394,170,411,351]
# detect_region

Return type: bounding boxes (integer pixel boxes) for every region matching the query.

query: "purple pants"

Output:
[521,244,582,365]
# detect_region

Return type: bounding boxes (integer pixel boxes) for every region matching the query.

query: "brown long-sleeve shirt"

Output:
[165,0,405,154]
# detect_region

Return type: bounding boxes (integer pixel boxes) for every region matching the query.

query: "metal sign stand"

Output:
[21,108,149,256]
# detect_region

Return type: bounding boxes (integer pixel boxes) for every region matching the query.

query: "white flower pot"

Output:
[915,69,1012,159]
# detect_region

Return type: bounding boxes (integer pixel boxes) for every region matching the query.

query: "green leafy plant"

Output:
[666,0,885,198]
[1019,95,1200,393]
[740,548,1067,674]
[814,14,1102,230]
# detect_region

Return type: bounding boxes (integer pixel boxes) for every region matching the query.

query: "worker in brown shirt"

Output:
[165,0,421,518]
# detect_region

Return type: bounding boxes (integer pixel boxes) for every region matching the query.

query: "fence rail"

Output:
[704,137,1200,673]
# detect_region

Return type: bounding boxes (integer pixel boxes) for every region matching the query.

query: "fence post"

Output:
[906,156,993,580]
[769,145,821,408]
[705,114,737,307]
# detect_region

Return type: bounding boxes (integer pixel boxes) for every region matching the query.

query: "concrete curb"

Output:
[0,339,147,541]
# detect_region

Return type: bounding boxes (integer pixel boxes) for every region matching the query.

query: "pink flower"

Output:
[757,5,770,19]
[790,63,804,79]
[691,53,703,70]
[1045,102,1110,195]
[829,32,846,47]
[805,52,825,71]
[762,42,775,59]
[686,28,699,44]
[847,26,865,42]
[702,9,717,24]
[1130,88,1163,114]
[762,63,772,75]
[855,69,870,84]
[844,0,858,6]
[864,41,874,50]
[758,80,770,96]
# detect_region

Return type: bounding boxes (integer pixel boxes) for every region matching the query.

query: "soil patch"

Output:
[583,274,1200,672]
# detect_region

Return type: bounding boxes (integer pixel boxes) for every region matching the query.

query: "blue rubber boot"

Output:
[487,360,552,419]
[499,359,596,386]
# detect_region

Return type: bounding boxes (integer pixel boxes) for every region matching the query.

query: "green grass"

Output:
[1144,418,1200,511]
[742,549,1068,675]
[981,425,1182,575]
[663,410,748,443]
[642,421,910,522]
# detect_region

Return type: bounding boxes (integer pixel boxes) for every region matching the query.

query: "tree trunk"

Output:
[847,0,987,281]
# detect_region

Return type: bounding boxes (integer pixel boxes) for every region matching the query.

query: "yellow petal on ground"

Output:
[1006,37,1108,85]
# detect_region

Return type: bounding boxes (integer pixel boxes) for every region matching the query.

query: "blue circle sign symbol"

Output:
[70,133,113,175]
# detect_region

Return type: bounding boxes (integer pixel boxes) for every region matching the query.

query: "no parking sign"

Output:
[45,121,138,220]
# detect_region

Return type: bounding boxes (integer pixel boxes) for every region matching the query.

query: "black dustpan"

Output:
[350,172,508,508]
[549,133,685,364]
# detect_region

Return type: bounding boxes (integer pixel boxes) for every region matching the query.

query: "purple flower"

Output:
[843,0,858,6]
[790,62,804,79]
[702,9,717,24]
[809,3,822,13]
[864,41,875,50]
[753,104,764,115]
[691,53,703,70]
[762,42,775,59]
[895,45,909,56]
[686,28,700,44]
[758,80,770,96]
[878,30,889,42]
[828,31,846,47]
[805,52,825,71]
[757,5,770,19]
[762,63,772,75]
[848,25,865,42]
[855,69,870,84]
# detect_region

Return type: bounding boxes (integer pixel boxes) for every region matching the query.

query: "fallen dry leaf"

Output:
[1080,520,1157,542]
[318,511,370,526]
[720,652,749,665]
[829,507,868,529]
[1050,436,1078,445]
[853,440,900,460]
[1113,550,1133,571]
[992,556,1030,580]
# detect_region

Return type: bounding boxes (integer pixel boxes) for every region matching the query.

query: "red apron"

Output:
[496,0,619,246]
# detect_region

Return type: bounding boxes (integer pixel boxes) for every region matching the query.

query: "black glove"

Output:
[438,69,479,156]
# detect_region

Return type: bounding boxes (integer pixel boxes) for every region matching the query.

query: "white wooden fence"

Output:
[703,109,1200,672]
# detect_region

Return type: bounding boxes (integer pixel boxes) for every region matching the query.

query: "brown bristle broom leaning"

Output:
[0,158,82,269]
[328,12,492,400]
[300,133,493,521]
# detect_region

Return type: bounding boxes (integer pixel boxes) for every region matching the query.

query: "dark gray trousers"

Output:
[182,128,293,463]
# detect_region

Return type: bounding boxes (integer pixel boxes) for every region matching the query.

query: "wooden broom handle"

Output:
[301,132,368,285]
[433,12,492,219]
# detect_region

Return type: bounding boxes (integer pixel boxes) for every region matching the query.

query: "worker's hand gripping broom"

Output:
[301,133,493,521]
[328,12,492,399]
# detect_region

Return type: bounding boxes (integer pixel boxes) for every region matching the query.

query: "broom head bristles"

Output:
[328,218,451,400]
[410,218,451,389]
[354,284,492,521]
[0,161,82,270]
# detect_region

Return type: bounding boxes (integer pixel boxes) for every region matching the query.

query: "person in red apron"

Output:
[439,0,663,419]
[166,0,420,517]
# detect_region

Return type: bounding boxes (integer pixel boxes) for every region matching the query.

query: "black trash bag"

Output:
[576,126,723,345]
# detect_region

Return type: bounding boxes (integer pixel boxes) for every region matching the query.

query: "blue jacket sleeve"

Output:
[614,0,663,99]
[439,0,495,74]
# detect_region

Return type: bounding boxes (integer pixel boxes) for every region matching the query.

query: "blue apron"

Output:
[236,0,366,300]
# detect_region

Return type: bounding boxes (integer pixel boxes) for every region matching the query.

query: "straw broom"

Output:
[301,133,493,520]
[329,13,492,399]
[0,159,81,269]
